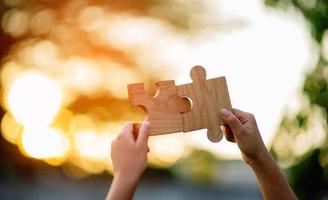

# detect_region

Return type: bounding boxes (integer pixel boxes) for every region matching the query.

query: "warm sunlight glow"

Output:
[7,71,62,126]
[1,112,22,144]
[61,58,102,96]
[150,135,184,166]
[0,0,314,174]
[73,130,112,162]
[105,16,166,49]
[30,40,60,68]
[0,61,23,90]
[1,9,29,37]
[104,66,141,99]
[21,127,69,159]
[30,9,56,35]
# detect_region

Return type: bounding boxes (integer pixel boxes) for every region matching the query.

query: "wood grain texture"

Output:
[127,66,232,142]
[176,66,232,142]
[127,80,187,135]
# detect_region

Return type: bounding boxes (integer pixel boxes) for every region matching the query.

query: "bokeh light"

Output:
[149,135,185,167]
[1,112,22,144]
[1,9,29,37]
[30,9,57,36]
[21,127,69,161]
[0,0,316,179]
[73,130,112,162]
[6,71,62,126]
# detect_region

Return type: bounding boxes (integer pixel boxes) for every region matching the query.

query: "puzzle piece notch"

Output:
[127,80,190,135]
[127,66,232,143]
[176,66,232,142]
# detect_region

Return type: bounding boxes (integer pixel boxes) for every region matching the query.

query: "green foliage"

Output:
[265,0,328,42]
[266,0,328,198]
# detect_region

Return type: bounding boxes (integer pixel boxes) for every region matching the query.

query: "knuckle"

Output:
[248,113,255,120]
[228,116,238,125]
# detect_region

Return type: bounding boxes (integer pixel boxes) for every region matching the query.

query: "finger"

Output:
[222,125,236,143]
[232,108,254,123]
[220,109,245,136]
[120,122,134,141]
[232,108,248,119]
[137,121,150,146]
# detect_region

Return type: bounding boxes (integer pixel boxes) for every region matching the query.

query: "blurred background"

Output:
[0,0,327,199]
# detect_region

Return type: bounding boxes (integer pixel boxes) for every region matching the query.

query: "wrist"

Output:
[247,149,273,169]
[114,171,141,186]
[107,171,140,200]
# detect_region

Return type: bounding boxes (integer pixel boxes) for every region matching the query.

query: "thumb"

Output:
[220,109,245,136]
[137,121,150,146]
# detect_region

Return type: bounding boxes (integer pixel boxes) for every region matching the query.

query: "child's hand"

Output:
[220,109,297,199]
[220,109,269,167]
[111,122,150,184]
[107,122,150,200]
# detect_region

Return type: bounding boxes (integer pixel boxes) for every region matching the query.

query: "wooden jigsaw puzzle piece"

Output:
[176,66,232,142]
[128,80,189,135]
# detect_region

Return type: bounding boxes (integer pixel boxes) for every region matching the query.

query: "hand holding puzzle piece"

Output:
[127,66,232,142]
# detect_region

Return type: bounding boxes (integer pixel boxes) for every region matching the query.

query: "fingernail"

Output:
[220,109,230,117]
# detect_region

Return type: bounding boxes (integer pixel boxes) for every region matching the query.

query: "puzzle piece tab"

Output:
[176,66,232,142]
[127,66,232,143]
